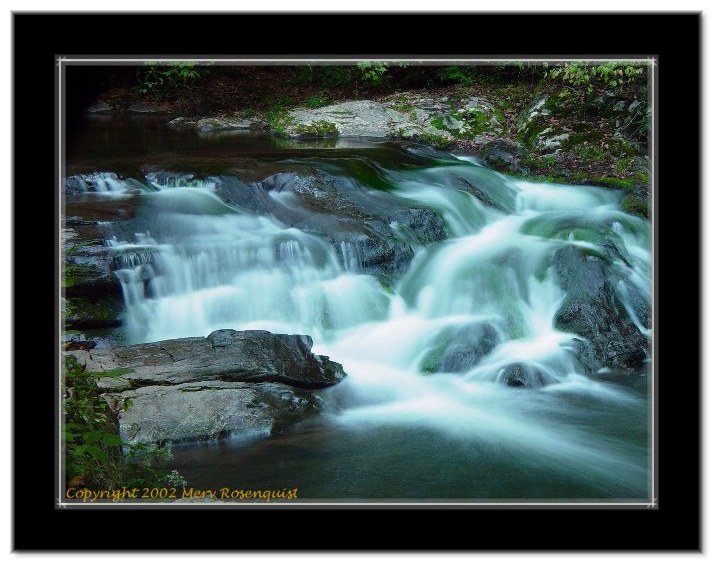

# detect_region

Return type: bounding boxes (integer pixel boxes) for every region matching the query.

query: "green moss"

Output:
[462,108,490,135]
[63,265,98,288]
[90,368,135,378]
[294,120,339,137]
[607,137,638,157]
[633,170,649,186]
[621,194,649,218]
[431,117,446,130]
[593,177,636,190]
[391,102,415,113]
[573,142,607,162]
[615,157,632,174]
[418,132,452,150]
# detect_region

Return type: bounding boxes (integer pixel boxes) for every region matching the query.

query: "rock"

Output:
[553,246,648,373]
[64,172,146,196]
[103,380,323,445]
[439,324,501,373]
[65,329,346,446]
[213,176,272,214]
[65,295,123,330]
[196,116,262,131]
[425,322,502,373]
[168,115,265,131]
[127,101,170,114]
[71,329,347,391]
[63,227,122,299]
[284,100,448,141]
[260,170,447,284]
[516,95,551,141]
[85,101,112,113]
[286,100,402,138]
[497,362,547,388]
[478,140,527,174]
[535,132,570,152]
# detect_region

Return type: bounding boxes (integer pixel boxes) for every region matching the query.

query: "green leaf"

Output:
[86,445,109,462]
[82,430,103,444]
[102,434,123,447]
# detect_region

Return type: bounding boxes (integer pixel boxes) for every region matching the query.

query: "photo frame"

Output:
[15,11,699,550]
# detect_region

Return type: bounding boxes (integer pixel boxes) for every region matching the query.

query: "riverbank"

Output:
[91,63,651,217]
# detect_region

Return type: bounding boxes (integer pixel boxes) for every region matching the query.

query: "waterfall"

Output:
[98,154,650,498]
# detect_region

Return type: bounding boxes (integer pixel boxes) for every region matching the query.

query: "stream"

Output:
[65,115,651,501]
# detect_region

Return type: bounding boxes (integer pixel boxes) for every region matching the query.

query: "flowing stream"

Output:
[67,118,651,501]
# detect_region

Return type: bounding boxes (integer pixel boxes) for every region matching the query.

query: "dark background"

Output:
[13,12,701,551]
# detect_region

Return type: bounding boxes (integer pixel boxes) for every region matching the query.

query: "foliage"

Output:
[545,61,645,95]
[305,92,330,108]
[62,355,186,491]
[136,61,202,100]
[437,65,476,86]
[63,355,126,488]
[357,61,388,85]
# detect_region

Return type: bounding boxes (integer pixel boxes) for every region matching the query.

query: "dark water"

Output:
[67,115,651,502]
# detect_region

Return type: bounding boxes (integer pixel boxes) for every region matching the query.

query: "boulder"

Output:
[423,322,502,373]
[72,329,347,391]
[553,246,649,373]
[103,380,323,445]
[66,329,348,446]
[497,362,547,388]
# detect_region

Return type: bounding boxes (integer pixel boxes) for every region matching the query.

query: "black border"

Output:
[13,12,701,551]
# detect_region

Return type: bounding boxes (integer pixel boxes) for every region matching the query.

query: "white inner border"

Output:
[57,57,656,508]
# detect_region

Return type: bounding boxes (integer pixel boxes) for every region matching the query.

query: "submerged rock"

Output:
[423,322,502,374]
[497,363,548,388]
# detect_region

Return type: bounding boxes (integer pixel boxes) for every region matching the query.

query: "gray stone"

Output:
[71,329,347,391]
[497,363,547,388]
[103,380,323,445]
[553,246,649,373]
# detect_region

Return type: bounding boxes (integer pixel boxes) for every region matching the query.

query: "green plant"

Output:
[306,92,330,108]
[437,65,476,86]
[357,61,388,85]
[265,103,295,136]
[135,61,202,100]
[546,61,646,95]
[63,355,126,488]
[62,355,186,491]
[615,158,632,174]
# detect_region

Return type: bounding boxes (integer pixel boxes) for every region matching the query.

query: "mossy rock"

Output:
[294,120,339,137]
[621,193,649,219]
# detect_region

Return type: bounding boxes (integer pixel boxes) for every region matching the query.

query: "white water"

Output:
[105,159,651,497]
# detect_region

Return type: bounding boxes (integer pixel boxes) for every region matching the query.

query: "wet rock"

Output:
[479,140,527,174]
[64,295,123,330]
[65,329,346,446]
[70,329,347,391]
[260,170,447,284]
[497,362,547,388]
[431,322,502,373]
[553,246,649,373]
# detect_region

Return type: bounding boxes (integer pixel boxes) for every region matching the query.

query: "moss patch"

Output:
[294,120,339,137]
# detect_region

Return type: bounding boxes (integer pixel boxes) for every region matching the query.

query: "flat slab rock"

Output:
[103,380,324,445]
[72,329,347,392]
[67,329,347,445]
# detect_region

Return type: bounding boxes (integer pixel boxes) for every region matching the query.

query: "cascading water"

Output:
[91,146,650,500]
